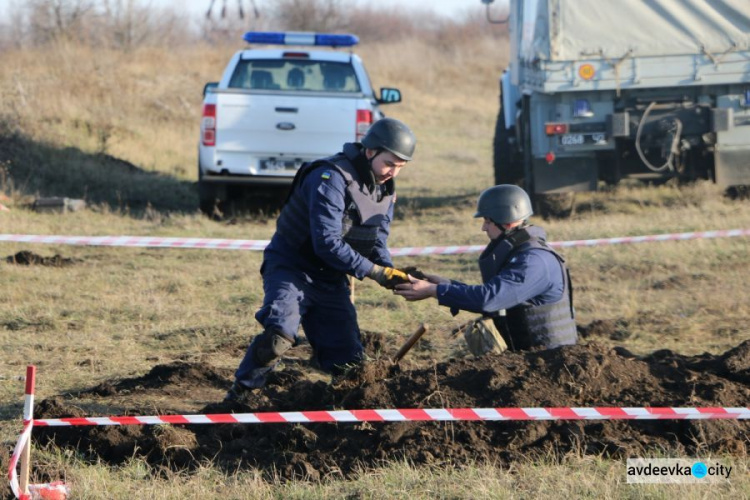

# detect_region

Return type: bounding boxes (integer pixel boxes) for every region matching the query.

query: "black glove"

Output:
[398,266,427,280]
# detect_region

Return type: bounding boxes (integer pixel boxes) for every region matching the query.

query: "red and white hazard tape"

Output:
[31,407,750,426]
[8,366,36,500]
[0,234,270,251]
[551,228,750,249]
[390,228,750,255]
[10,402,750,498]
[8,422,32,500]
[2,228,750,256]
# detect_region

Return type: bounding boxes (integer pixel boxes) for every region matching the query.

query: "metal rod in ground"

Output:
[20,365,36,498]
[392,323,428,364]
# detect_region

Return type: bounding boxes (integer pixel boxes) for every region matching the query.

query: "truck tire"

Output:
[533,193,575,219]
[493,108,524,186]
[726,185,750,200]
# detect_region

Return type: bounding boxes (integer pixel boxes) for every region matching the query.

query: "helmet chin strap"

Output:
[365,149,385,189]
[365,148,382,162]
[495,220,529,239]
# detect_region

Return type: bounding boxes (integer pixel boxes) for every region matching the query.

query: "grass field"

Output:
[1,24,749,500]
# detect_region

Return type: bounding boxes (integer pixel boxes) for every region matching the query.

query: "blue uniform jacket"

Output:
[435,231,565,314]
[263,156,394,282]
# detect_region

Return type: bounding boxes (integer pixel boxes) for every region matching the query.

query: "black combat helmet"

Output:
[361,118,416,161]
[474,184,533,224]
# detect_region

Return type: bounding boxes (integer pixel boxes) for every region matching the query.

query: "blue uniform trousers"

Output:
[235,260,364,388]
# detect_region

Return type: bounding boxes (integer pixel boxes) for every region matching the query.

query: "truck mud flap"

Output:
[714,145,750,187]
[532,158,597,193]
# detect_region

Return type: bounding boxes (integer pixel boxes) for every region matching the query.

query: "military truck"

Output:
[481,0,750,207]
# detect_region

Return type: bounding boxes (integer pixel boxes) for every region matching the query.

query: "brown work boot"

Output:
[223,381,257,403]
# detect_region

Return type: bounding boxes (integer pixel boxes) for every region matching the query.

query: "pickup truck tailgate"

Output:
[215,92,359,170]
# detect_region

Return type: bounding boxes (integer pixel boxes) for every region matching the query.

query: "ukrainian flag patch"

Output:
[321,171,331,180]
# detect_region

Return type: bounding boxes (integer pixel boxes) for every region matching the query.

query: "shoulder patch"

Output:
[321,171,332,180]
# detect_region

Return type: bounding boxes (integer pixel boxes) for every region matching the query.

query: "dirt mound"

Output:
[85,362,232,397]
[578,319,631,340]
[34,340,750,480]
[5,250,81,267]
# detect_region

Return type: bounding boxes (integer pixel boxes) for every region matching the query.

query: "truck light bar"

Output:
[243,31,359,47]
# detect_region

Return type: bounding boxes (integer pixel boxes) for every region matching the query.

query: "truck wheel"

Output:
[726,185,750,200]
[532,193,575,219]
[493,108,524,185]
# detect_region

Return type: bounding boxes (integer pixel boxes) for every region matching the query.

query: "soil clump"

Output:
[6,250,81,267]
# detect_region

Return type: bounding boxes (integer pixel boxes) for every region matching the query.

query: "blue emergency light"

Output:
[243,31,359,48]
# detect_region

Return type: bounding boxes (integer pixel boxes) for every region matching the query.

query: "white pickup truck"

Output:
[198,31,403,213]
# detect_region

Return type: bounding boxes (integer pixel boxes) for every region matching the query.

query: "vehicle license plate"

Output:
[559,133,607,146]
[260,159,303,171]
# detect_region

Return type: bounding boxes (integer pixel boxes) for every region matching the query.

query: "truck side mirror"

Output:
[377,87,402,104]
[203,82,219,97]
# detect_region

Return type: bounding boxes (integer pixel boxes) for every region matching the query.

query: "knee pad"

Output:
[252,329,293,367]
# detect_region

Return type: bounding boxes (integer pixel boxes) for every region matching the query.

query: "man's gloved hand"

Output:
[368,264,410,289]
[398,266,427,280]
[399,266,450,285]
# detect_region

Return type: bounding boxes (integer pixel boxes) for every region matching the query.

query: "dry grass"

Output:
[16,452,748,499]
[0,33,506,205]
[1,26,750,499]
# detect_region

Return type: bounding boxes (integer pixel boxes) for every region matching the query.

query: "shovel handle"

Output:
[392,323,428,364]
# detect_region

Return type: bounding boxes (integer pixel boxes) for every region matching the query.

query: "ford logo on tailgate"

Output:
[276,122,295,131]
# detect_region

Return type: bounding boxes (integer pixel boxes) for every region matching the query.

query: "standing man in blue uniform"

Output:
[226,118,417,400]
[394,185,577,351]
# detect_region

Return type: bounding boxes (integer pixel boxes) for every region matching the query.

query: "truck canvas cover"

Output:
[522,0,750,62]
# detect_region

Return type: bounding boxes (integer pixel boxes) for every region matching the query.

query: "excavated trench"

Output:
[29,333,750,481]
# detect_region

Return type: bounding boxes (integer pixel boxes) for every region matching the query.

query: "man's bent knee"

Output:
[252,329,293,367]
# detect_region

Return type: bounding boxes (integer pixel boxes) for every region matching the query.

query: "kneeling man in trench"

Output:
[394,185,577,354]
[225,118,418,402]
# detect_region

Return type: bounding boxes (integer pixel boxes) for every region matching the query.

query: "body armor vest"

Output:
[478,227,577,350]
[276,144,393,261]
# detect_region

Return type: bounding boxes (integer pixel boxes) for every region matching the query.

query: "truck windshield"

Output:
[229,60,361,92]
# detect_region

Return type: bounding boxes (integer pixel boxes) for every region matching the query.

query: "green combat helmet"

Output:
[474,184,533,224]
[361,118,416,161]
